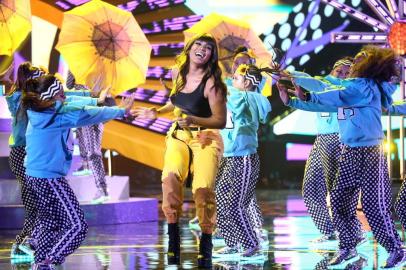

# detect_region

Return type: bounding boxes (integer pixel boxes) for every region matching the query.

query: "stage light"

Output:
[294,13,305,27]
[310,14,322,30]
[315,44,324,53]
[297,29,308,41]
[388,21,406,55]
[281,39,292,51]
[278,23,291,39]
[293,2,303,13]
[299,54,310,65]
[352,0,362,7]
[308,1,319,14]
[312,29,323,40]
[324,5,334,17]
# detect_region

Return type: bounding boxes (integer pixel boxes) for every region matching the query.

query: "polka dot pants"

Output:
[26,176,88,265]
[394,180,406,230]
[9,146,37,244]
[76,124,107,195]
[248,196,264,231]
[302,133,340,236]
[331,145,402,252]
[215,154,261,250]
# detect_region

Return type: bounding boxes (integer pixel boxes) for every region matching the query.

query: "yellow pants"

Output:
[161,125,223,233]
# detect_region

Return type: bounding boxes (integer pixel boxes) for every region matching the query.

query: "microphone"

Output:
[174,107,193,139]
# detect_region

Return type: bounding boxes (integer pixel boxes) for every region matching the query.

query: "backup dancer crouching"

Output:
[22,74,134,269]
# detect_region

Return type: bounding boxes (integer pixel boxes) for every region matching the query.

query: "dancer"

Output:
[289,46,405,268]
[66,71,110,204]
[6,63,45,259]
[281,58,354,243]
[22,74,134,269]
[213,64,271,260]
[189,46,268,243]
[385,101,406,231]
[134,33,227,268]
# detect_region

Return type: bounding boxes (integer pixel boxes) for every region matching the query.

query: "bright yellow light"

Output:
[383,140,396,153]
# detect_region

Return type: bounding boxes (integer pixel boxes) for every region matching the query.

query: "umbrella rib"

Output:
[0,6,14,43]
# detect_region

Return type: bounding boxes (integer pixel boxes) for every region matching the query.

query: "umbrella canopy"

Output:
[184,13,272,76]
[56,0,151,96]
[0,0,31,56]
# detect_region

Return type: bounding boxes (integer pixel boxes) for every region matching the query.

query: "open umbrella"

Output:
[56,0,151,96]
[184,13,272,77]
[0,0,31,56]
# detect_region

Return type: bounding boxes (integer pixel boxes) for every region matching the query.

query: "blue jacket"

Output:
[6,89,97,147]
[290,72,340,135]
[221,86,271,157]
[6,91,27,147]
[388,100,406,115]
[308,78,395,147]
[24,102,125,178]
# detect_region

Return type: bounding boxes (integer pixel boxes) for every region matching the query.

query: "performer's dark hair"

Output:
[173,33,227,99]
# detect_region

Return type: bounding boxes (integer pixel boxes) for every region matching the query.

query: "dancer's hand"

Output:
[177,115,194,128]
[98,86,111,104]
[276,81,290,105]
[291,80,308,101]
[118,94,135,114]
[132,106,158,120]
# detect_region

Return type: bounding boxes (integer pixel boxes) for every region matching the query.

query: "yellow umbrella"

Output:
[0,0,31,56]
[184,13,272,77]
[56,0,151,96]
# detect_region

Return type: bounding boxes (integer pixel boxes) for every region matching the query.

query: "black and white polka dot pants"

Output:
[302,133,341,237]
[331,145,402,252]
[394,180,406,230]
[76,124,107,195]
[215,154,261,250]
[248,196,264,232]
[9,146,37,244]
[26,176,88,265]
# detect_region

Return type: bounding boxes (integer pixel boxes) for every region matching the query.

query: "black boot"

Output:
[167,223,180,265]
[197,233,212,269]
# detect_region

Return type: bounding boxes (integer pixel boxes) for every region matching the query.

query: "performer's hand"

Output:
[118,94,135,114]
[177,115,194,128]
[98,86,111,104]
[159,76,171,93]
[131,106,158,120]
[276,82,290,105]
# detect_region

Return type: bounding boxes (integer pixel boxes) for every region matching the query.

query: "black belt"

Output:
[174,125,207,131]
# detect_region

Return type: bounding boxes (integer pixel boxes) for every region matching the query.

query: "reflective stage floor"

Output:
[0,191,405,270]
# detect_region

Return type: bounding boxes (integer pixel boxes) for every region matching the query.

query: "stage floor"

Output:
[0,190,404,270]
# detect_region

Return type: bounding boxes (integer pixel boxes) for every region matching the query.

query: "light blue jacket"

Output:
[6,91,26,147]
[290,72,340,135]
[6,89,97,147]
[24,101,125,178]
[221,86,271,157]
[308,78,395,147]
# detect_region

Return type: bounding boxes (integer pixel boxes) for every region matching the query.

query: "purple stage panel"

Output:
[0,198,158,229]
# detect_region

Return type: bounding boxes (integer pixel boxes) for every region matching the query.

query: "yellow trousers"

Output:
[161,125,223,233]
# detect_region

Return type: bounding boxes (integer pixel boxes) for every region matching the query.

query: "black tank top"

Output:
[170,80,212,117]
